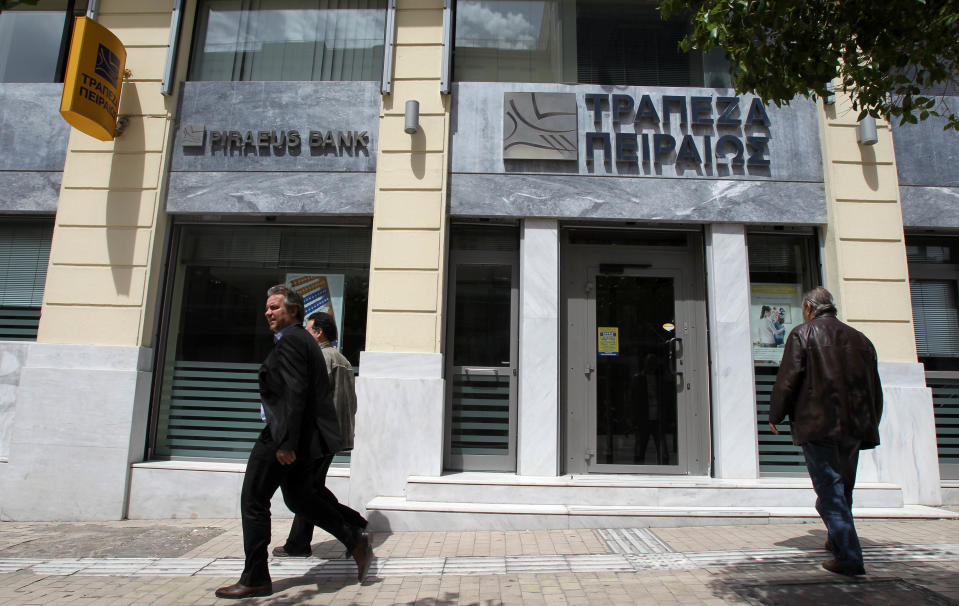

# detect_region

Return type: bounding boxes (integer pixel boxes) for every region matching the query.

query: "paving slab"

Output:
[0,514,957,604]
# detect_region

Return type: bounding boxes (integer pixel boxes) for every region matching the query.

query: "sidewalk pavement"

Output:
[1,510,958,605]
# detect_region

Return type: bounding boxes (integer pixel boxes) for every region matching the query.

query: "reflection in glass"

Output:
[595,275,678,466]
[190,0,386,81]
[152,225,371,459]
[0,1,81,83]
[452,264,512,367]
[454,0,706,86]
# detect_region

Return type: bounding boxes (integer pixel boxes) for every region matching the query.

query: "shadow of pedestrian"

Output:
[773,528,892,551]
[703,561,959,605]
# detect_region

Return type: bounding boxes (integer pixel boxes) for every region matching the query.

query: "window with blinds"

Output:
[747,230,820,475]
[0,220,53,341]
[911,280,959,358]
[188,0,387,82]
[151,223,371,460]
[906,234,959,476]
[453,0,712,86]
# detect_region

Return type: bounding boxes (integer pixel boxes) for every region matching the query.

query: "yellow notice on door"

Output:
[598,326,619,357]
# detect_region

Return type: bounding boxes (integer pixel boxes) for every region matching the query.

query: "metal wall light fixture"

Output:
[404,100,420,134]
[857,115,879,146]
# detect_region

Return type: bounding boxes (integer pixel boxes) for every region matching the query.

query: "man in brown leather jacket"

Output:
[769,287,883,577]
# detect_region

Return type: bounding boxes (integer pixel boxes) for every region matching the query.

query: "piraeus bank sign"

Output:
[181,125,371,155]
[503,92,772,173]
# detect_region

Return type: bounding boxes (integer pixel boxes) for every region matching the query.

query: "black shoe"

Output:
[822,559,865,576]
[215,582,272,599]
[272,545,312,558]
[351,532,373,581]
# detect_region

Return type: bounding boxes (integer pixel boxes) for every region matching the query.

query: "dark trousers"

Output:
[239,429,360,586]
[802,437,864,566]
[284,454,368,552]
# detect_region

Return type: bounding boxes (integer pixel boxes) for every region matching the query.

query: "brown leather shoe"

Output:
[822,559,865,576]
[215,581,272,599]
[351,532,373,581]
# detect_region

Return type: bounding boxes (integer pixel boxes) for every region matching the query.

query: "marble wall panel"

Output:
[450,173,826,224]
[858,362,941,505]
[900,185,959,228]
[0,173,61,214]
[127,466,243,519]
[452,82,823,181]
[0,84,69,172]
[705,225,759,479]
[351,352,445,521]
[171,81,381,173]
[893,100,959,187]
[0,344,153,521]
[166,171,375,214]
[0,343,29,461]
[518,220,560,476]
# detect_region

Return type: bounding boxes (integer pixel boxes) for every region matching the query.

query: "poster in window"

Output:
[286,273,345,345]
[750,283,803,366]
[598,326,619,356]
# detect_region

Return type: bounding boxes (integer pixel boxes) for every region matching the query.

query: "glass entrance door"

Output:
[594,273,680,467]
[563,229,708,475]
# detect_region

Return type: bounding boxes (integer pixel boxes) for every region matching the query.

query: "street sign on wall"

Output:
[59,17,126,141]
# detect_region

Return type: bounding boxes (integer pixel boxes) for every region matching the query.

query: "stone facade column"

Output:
[517,219,560,476]
[351,0,450,514]
[818,93,941,504]
[705,224,760,479]
[0,1,176,520]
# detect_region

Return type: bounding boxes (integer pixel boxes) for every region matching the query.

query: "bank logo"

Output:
[95,43,121,87]
[182,125,206,148]
[503,92,577,161]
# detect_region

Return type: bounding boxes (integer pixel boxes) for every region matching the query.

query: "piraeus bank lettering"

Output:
[584,93,772,172]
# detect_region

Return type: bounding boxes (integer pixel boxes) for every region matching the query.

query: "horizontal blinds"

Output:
[450,372,511,459]
[154,360,262,459]
[0,221,52,341]
[0,221,52,307]
[755,368,806,474]
[911,280,959,358]
[927,375,959,478]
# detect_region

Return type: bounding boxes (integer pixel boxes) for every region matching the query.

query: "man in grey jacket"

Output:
[273,312,367,558]
[769,287,883,577]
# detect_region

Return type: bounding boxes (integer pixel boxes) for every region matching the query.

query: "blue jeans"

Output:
[802,438,864,566]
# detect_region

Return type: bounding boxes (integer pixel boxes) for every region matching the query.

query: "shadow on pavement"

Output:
[708,562,959,605]
[773,527,894,551]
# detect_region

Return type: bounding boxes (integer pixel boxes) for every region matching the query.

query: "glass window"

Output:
[747,231,819,475]
[189,0,387,82]
[0,1,86,83]
[0,218,52,341]
[151,223,371,460]
[453,0,727,87]
[445,224,519,472]
[906,234,959,478]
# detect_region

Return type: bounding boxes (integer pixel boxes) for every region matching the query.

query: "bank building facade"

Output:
[0,0,956,526]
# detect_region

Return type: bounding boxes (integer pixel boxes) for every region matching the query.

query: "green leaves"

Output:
[662,0,959,130]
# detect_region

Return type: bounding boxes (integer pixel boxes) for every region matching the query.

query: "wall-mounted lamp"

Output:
[823,82,836,105]
[857,115,878,146]
[404,100,420,134]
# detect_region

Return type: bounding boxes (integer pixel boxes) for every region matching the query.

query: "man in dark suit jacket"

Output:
[216,285,372,600]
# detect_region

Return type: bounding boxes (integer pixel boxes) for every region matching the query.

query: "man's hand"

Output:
[276,449,297,465]
[768,422,780,435]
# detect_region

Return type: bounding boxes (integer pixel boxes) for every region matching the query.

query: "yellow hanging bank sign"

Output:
[60,17,126,141]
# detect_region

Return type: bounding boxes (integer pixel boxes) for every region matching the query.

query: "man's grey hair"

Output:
[802,286,837,318]
[266,284,305,321]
